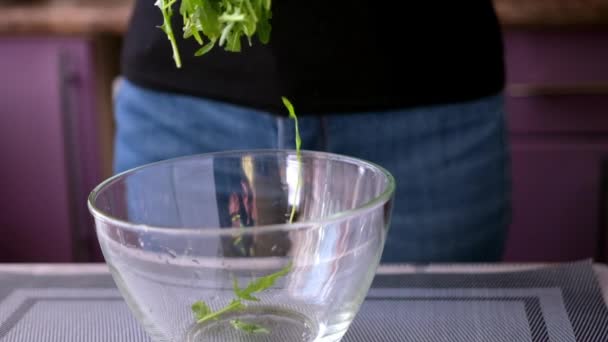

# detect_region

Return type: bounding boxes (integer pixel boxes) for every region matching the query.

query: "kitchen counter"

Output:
[0,0,133,35]
[1,0,608,36]
[0,261,606,341]
[494,0,608,28]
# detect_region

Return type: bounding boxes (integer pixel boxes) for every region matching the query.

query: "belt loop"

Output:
[276,116,285,149]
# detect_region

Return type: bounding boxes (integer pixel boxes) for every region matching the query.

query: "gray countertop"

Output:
[1,261,607,341]
[1,262,607,303]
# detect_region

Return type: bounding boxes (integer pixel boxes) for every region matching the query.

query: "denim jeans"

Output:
[113,78,511,263]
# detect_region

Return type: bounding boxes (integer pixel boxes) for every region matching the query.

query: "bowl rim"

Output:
[87,149,396,237]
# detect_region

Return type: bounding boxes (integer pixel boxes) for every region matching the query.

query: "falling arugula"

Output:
[158,1,302,335]
[191,261,293,334]
[282,96,302,224]
[231,97,301,249]
[156,0,273,68]
[193,99,301,335]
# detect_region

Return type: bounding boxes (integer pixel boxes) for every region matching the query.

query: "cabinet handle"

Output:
[507,82,608,97]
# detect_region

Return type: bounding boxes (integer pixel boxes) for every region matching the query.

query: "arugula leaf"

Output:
[191,300,212,320]
[281,97,301,154]
[281,97,302,224]
[236,261,293,301]
[199,1,222,38]
[226,24,243,52]
[156,0,182,68]
[159,0,274,67]
[233,276,260,302]
[257,8,272,44]
[180,0,203,45]
[243,0,258,22]
[195,299,245,324]
[192,261,293,334]
[195,41,216,56]
[230,319,270,334]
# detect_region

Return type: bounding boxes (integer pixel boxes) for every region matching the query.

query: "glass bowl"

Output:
[88,149,395,342]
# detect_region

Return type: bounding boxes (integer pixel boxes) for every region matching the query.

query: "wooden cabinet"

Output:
[0,37,102,262]
[501,28,608,262]
[505,139,608,261]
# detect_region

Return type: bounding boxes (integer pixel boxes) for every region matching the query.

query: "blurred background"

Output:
[0,0,607,263]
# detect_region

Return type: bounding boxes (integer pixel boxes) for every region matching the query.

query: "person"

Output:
[114,0,511,263]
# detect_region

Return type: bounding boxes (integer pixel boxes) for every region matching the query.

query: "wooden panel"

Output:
[493,0,608,28]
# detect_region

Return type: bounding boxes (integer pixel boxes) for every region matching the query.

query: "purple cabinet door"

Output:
[501,29,608,262]
[503,30,608,135]
[0,38,101,262]
[503,138,608,262]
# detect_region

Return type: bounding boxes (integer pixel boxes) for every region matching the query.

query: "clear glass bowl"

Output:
[88,150,395,342]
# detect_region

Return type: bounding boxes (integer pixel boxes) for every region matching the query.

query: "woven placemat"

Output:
[0,260,606,341]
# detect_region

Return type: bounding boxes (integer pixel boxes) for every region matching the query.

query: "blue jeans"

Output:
[114,78,511,263]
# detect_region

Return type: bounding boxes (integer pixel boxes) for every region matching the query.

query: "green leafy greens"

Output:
[156,0,182,67]
[281,96,302,224]
[229,97,301,254]
[230,319,270,334]
[191,261,293,334]
[159,3,302,335]
[233,260,292,302]
[192,299,245,323]
[157,0,273,68]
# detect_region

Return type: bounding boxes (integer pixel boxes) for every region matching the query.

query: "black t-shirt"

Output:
[121,1,506,116]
